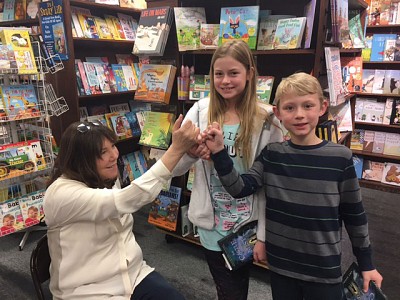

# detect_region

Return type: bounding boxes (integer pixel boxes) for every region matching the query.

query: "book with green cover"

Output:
[138,111,175,149]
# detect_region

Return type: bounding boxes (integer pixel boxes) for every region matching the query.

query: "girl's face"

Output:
[96,138,119,181]
[213,56,250,103]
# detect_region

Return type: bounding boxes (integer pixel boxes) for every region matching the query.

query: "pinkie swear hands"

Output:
[204,122,225,154]
[171,115,201,155]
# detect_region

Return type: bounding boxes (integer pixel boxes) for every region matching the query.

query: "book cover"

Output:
[383,69,400,94]
[111,64,128,92]
[336,0,352,48]
[0,44,17,72]
[257,14,294,50]
[133,6,172,56]
[390,99,400,126]
[70,6,91,38]
[328,100,353,132]
[371,69,385,94]
[348,9,366,48]
[383,39,396,61]
[174,7,206,51]
[186,166,195,191]
[3,0,15,21]
[19,190,45,228]
[189,74,210,101]
[340,56,363,92]
[362,159,385,182]
[139,111,174,149]
[219,6,260,50]
[302,0,317,49]
[370,33,397,62]
[372,131,386,154]
[75,59,91,95]
[121,65,137,90]
[14,0,25,20]
[350,129,365,151]
[325,47,346,106]
[361,69,375,93]
[39,0,69,60]
[2,84,40,120]
[125,152,142,179]
[109,103,130,113]
[200,24,219,49]
[93,16,113,40]
[119,0,146,9]
[77,13,100,39]
[352,155,364,179]
[83,62,102,94]
[94,63,111,94]
[134,64,177,104]
[343,262,387,299]
[381,162,400,187]
[124,111,141,138]
[383,133,400,156]
[256,75,274,103]
[104,14,124,40]
[359,99,385,123]
[0,198,25,236]
[148,185,182,231]
[273,17,307,49]
[0,28,37,74]
[217,221,257,271]
[110,114,132,139]
[362,130,375,152]
[117,12,137,41]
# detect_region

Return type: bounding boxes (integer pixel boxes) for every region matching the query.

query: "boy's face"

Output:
[4,217,15,226]
[273,93,327,145]
[28,209,38,219]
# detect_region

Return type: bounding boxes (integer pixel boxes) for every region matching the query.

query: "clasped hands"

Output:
[187,122,225,160]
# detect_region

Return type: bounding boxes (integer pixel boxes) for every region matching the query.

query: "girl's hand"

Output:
[204,122,225,154]
[187,142,211,160]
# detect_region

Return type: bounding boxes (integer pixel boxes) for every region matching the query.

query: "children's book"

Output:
[77,13,100,39]
[139,111,174,149]
[325,47,346,106]
[341,56,363,92]
[94,63,111,94]
[110,114,132,139]
[217,221,257,271]
[348,9,366,49]
[14,0,26,20]
[219,6,260,50]
[328,100,353,132]
[302,0,317,49]
[359,99,385,123]
[273,17,307,49]
[104,14,124,40]
[148,185,182,231]
[256,14,294,50]
[134,64,177,104]
[352,155,363,179]
[133,6,173,56]
[119,0,146,9]
[109,103,130,113]
[174,7,206,51]
[19,190,45,228]
[200,24,219,49]
[93,16,113,40]
[111,64,128,92]
[383,69,400,94]
[83,62,102,94]
[117,13,138,41]
[3,0,15,21]
[38,0,69,60]
[381,162,400,187]
[124,111,141,138]
[371,69,386,94]
[0,28,37,74]
[1,84,40,120]
[70,6,91,38]
[370,34,397,62]
[343,262,387,300]
[372,131,386,154]
[189,74,210,101]
[121,65,137,90]
[75,59,91,95]
[349,129,365,151]
[125,152,142,180]
[0,198,25,236]
[390,99,400,126]
[383,133,400,156]
[361,69,375,93]
[383,39,396,61]
[256,75,274,103]
[362,130,375,152]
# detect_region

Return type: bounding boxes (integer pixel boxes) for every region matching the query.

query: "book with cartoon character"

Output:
[219,6,259,50]
[174,7,206,51]
[273,17,307,49]
[381,162,400,187]
[148,185,182,231]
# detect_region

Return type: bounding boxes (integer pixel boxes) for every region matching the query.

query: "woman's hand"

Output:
[171,115,201,154]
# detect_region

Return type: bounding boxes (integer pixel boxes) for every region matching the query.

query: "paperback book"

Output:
[19,190,45,228]
[0,198,25,237]
[381,162,400,187]
[174,7,206,51]
[148,185,182,231]
[257,14,294,50]
[219,6,260,50]
[1,84,40,120]
[362,160,384,182]
[200,24,219,49]
[273,17,307,49]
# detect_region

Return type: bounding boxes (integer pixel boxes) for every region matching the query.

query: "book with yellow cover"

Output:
[134,64,177,104]
[139,111,174,150]
[0,29,37,74]
[94,17,113,40]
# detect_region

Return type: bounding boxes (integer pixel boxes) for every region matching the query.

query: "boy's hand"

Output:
[253,240,266,263]
[204,122,224,154]
[361,269,383,292]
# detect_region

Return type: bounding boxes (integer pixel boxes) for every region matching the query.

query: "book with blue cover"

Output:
[219,6,259,49]
[370,34,397,62]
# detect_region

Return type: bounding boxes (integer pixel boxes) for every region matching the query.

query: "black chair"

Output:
[30,234,51,300]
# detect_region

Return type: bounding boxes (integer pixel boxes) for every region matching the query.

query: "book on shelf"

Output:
[362,130,375,152]
[93,16,113,40]
[383,69,400,94]
[372,131,386,154]
[383,38,396,61]
[148,185,182,231]
[124,111,141,138]
[138,111,175,150]
[336,0,352,48]
[14,0,26,20]
[83,62,102,94]
[350,129,364,151]
[38,0,69,61]
[325,47,346,106]
[358,99,385,124]
[110,114,132,140]
[174,7,206,51]
[134,64,177,104]
[219,5,260,50]
[0,198,25,237]
[180,204,193,237]
[352,155,363,179]
[94,0,119,5]
[104,14,126,40]
[302,0,317,49]
[381,162,400,187]
[343,262,387,300]
[109,103,130,113]
[383,133,400,156]
[370,34,397,62]
[0,44,17,73]
[119,0,146,9]
[189,74,210,101]
[372,69,386,94]
[390,99,400,126]
[273,17,307,50]
[348,9,366,49]
[217,221,257,271]
[1,84,40,120]
[186,166,195,191]
[256,14,294,51]
[75,59,91,95]
[19,190,45,228]
[328,100,353,132]
[77,13,100,39]
[94,63,111,94]
[0,28,37,74]
[26,0,40,19]
[121,65,138,91]
[79,106,88,121]
[340,56,362,92]
[361,69,375,93]
[117,155,132,188]
[132,6,173,56]
[3,0,16,21]
[70,6,91,38]
[362,160,385,182]
[111,64,128,92]
[200,24,220,50]
[117,13,138,41]
[256,76,274,104]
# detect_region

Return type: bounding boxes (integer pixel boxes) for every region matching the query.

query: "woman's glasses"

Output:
[77,122,101,133]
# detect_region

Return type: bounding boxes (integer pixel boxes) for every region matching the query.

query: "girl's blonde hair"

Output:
[208,40,265,168]
[274,72,324,108]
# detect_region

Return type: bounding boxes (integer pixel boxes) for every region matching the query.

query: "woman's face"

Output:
[96,138,119,181]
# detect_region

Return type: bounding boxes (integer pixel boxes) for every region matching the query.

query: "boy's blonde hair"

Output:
[208,40,266,168]
[274,72,324,108]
